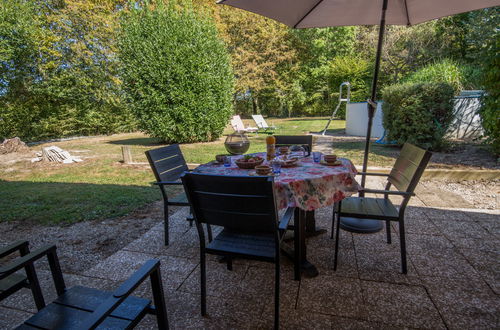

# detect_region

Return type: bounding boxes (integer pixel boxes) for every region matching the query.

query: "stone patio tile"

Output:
[405,233,454,253]
[432,219,493,239]
[447,235,500,251]
[123,227,176,255]
[0,306,33,329]
[241,266,299,304]
[165,290,266,329]
[178,260,250,299]
[458,248,500,294]
[311,246,358,279]
[423,208,473,222]
[259,306,334,329]
[478,220,500,238]
[356,249,420,285]
[352,230,401,253]
[410,248,482,281]
[297,274,364,318]
[1,270,117,313]
[331,316,402,329]
[83,250,159,281]
[161,228,202,259]
[360,281,446,329]
[456,208,500,222]
[421,277,500,330]
[404,208,442,235]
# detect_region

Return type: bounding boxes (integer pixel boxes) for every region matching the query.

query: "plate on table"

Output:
[275,157,300,168]
[320,160,342,166]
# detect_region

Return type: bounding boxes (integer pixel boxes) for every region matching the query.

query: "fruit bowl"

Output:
[235,155,264,169]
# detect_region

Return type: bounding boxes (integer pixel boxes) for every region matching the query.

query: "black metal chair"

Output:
[332,143,432,274]
[2,244,169,329]
[274,135,313,156]
[0,241,45,311]
[181,173,295,329]
[146,144,209,245]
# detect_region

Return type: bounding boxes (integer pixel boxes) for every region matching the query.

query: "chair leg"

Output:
[293,209,301,281]
[386,220,392,244]
[25,265,45,311]
[164,203,169,246]
[226,257,233,271]
[274,257,280,329]
[331,203,336,239]
[206,224,213,242]
[333,215,341,271]
[200,252,207,316]
[399,220,407,274]
[150,267,169,330]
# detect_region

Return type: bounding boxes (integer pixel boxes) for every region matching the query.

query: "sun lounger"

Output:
[231,115,258,133]
[252,114,276,132]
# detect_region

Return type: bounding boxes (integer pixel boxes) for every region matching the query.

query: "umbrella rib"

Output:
[403,0,411,25]
[293,0,325,29]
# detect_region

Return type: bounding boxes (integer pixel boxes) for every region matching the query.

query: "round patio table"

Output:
[195,152,360,211]
[194,152,360,278]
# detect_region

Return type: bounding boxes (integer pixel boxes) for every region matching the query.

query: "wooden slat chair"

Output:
[181,173,295,329]
[274,135,313,157]
[332,143,432,274]
[0,241,45,311]
[146,144,209,246]
[3,244,169,329]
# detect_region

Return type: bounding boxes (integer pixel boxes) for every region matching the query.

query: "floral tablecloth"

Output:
[194,153,360,211]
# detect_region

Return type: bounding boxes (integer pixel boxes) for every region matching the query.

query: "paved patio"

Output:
[1,175,498,329]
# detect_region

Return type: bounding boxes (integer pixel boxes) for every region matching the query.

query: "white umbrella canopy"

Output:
[218,0,500,233]
[218,0,500,28]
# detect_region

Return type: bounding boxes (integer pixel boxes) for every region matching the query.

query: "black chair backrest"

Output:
[389,143,432,193]
[275,135,313,155]
[145,144,189,182]
[182,173,278,233]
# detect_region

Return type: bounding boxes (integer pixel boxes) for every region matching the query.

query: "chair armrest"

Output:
[279,207,295,231]
[153,181,182,186]
[78,259,162,329]
[0,245,56,277]
[358,172,390,177]
[361,188,414,196]
[0,240,29,258]
[113,259,160,298]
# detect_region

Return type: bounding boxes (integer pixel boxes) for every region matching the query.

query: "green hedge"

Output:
[479,34,500,156]
[382,82,455,150]
[118,1,234,143]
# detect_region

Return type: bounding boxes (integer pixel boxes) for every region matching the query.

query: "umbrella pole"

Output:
[360,0,388,189]
[340,0,388,234]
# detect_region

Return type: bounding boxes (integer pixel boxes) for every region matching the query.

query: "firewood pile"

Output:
[32,146,82,163]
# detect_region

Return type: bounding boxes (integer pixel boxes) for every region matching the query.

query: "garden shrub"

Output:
[118,0,234,143]
[404,59,470,94]
[327,56,372,119]
[479,34,500,156]
[382,82,455,150]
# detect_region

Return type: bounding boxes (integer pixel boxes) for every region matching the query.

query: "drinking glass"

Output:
[223,156,231,167]
[271,160,281,176]
[313,152,321,163]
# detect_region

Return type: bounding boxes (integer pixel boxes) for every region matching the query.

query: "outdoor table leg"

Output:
[305,210,328,237]
[296,209,319,278]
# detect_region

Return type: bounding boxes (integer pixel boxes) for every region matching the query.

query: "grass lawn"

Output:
[0,117,397,225]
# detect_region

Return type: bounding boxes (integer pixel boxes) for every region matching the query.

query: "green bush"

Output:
[118,0,234,143]
[404,59,471,94]
[382,82,455,150]
[327,56,372,118]
[479,34,500,156]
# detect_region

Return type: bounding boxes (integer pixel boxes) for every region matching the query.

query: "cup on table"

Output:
[224,156,231,167]
[271,160,281,176]
[313,152,322,163]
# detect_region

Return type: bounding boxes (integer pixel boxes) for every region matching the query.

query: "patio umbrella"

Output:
[218,0,499,232]
[217,0,498,178]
